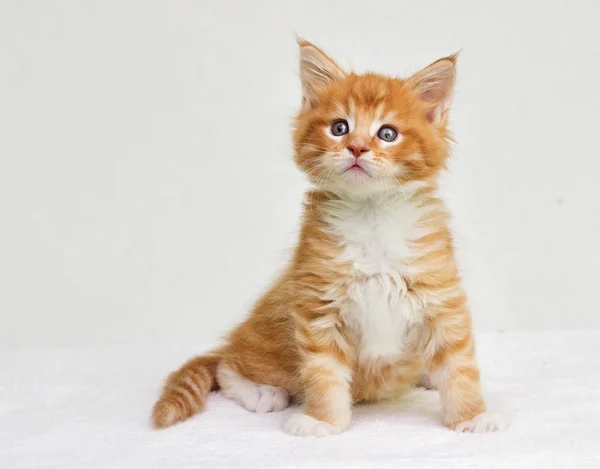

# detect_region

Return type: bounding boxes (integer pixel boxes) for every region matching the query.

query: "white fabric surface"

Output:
[1,331,599,468]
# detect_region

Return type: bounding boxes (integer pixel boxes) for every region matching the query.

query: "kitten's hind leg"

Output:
[217,364,289,413]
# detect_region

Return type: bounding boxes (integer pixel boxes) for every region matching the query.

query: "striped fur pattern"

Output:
[152,39,505,436]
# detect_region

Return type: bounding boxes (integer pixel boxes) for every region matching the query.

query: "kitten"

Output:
[152,39,505,437]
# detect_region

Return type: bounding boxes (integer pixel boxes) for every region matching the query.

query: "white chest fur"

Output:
[323,192,429,361]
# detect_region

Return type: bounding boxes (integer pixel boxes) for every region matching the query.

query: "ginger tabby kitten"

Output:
[152,39,505,437]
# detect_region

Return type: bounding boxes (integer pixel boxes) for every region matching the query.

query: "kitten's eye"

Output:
[331,120,349,136]
[377,126,398,142]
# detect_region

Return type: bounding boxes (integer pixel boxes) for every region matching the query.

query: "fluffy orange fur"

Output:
[152,39,501,436]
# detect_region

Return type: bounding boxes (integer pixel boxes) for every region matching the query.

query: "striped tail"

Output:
[152,353,220,428]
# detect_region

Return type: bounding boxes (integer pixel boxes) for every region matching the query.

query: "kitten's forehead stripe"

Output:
[348,98,357,119]
[374,103,386,121]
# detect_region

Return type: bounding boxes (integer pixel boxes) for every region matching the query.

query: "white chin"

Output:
[343,169,371,181]
[327,174,396,197]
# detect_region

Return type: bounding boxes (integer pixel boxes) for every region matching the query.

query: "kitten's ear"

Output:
[297,38,346,109]
[407,54,457,125]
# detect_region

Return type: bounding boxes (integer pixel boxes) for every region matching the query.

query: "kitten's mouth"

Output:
[343,163,370,177]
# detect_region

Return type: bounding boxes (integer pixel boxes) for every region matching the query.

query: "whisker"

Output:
[380,166,410,203]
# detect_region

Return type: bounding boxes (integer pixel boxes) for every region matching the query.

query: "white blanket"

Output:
[1,331,598,468]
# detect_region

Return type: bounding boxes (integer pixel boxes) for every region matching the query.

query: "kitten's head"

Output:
[294,39,456,196]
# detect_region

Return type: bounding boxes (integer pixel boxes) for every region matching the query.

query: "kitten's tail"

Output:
[152,352,221,429]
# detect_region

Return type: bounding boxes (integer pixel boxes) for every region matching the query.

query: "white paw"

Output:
[229,384,289,413]
[218,366,289,413]
[283,413,341,438]
[254,385,289,413]
[453,412,508,433]
[417,373,438,390]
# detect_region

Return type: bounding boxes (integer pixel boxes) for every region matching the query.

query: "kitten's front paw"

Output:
[283,413,342,437]
[451,412,508,433]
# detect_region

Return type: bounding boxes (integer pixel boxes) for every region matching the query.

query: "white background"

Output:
[1,1,599,347]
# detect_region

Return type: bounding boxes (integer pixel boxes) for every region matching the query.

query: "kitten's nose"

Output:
[347,144,370,158]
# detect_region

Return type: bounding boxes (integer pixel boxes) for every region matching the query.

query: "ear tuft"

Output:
[298,39,346,109]
[407,55,457,125]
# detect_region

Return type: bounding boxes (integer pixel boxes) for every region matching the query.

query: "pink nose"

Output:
[347,144,370,158]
